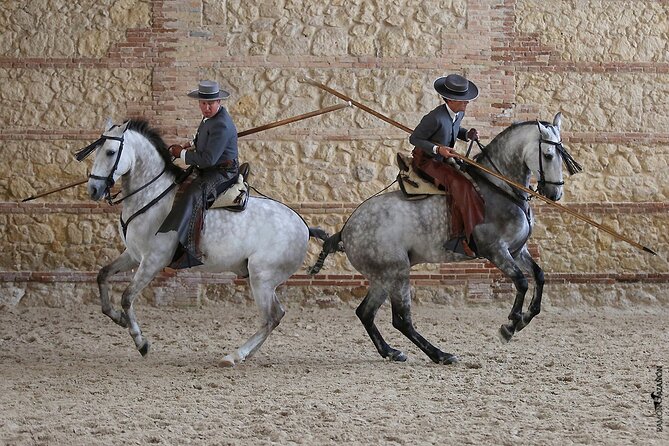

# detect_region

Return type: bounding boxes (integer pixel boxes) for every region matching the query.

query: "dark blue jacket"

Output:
[185,107,238,168]
[409,104,469,157]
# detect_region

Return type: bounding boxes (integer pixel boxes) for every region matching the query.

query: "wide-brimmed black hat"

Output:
[187,80,230,101]
[433,74,478,101]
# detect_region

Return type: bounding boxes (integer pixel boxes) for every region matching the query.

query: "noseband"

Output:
[473,121,582,201]
[537,128,564,195]
[536,121,583,195]
[87,132,126,203]
[77,124,182,237]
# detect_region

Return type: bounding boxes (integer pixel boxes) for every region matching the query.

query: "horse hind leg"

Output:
[355,282,406,362]
[219,279,285,367]
[389,277,458,365]
[97,251,138,328]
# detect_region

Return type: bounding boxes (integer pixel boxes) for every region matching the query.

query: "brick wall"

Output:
[1,0,667,307]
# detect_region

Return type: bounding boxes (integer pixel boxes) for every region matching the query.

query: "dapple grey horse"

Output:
[85,119,327,366]
[310,113,579,364]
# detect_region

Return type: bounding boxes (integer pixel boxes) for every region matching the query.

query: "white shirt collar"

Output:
[445,103,459,122]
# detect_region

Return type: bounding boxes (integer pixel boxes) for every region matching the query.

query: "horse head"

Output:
[525,112,566,202]
[88,121,132,201]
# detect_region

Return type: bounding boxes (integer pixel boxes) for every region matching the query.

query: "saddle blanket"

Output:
[396,153,446,198]
[210,173,248,211]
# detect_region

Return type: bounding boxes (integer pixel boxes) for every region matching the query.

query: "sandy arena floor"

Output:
[1,299,667,445]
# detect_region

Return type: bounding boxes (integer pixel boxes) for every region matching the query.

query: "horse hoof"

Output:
[498,325,514,343]
[138,341,150,357]
[386,349,407,362]
[218,355,236,368]
[439,353,459,365]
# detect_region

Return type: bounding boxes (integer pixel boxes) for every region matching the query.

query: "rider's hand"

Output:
[437,146,455,158]
[466,128,479,142]
[168,144,183,158]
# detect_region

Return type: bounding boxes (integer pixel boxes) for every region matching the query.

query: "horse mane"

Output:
[489,120,546,145]
[473,120,549,162]
[476,120,582,175]
[126,119,184,177]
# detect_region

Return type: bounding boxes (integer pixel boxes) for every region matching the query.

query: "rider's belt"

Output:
[220,159,237,168]
[201,159,238,172]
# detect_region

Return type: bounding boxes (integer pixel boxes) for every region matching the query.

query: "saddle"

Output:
[396,151,484,258]
[396,153,446,199]
[210,162,250,212]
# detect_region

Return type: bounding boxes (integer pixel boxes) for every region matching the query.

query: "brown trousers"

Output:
[411,147,485,242]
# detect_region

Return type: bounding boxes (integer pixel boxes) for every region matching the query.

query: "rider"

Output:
[409,74,485,257]
[158,80,239,269]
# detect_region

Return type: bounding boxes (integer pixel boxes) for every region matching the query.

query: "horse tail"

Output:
[308,231,343,275]
[308,226,330,242]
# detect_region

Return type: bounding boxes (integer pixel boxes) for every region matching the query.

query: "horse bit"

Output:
[76,124,177,237]
[470,121,578,202]
[535,121,565,196]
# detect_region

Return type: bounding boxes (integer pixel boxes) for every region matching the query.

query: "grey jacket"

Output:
[409,104,469,157]
[185,107,238,168]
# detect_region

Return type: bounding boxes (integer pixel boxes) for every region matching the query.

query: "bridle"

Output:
[87,135,126,204]
[536,121,565,196]
[471,121,580,201]
[76,125,182,237]
[75,124,127,203]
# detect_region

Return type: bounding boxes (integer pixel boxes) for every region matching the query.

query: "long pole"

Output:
[238,102,350,137]
[303,77,657,256]
[22,102,351,202]
[22,178,89,202]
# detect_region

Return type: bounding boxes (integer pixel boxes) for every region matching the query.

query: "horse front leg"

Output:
[484,251,528,343]
[97,250,139,328]
[121,259,165,356]
[514,249,544,333]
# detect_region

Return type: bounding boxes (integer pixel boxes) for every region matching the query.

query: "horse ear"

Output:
[104,118,113,131]
[537,120,549,136]
[120,120,130,132]
[553,112,562,130]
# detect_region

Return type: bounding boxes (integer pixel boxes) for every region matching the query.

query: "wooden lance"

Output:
[22,102,351,202]
[303,77,657,256]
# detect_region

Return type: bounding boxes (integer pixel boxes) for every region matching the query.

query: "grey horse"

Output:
[85,119,327,366]
[310,113,578,364]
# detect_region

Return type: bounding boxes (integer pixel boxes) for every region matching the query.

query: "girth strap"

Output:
[467,168,532,233]
[120,181,180,239]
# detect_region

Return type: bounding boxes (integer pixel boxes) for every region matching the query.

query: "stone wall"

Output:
[1,0,667,307]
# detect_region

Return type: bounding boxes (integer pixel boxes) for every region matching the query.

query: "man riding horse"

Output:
[158,80,240,269]
[410,74,484,257]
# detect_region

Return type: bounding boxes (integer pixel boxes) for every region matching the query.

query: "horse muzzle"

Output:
[88,178,109,201]
[538,183,563,202]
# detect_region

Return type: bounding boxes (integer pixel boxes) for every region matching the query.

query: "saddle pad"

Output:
[396,153,446,197]
[210,174,248,210]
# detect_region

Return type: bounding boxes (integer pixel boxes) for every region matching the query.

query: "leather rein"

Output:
[463,128,567,229]
[81,127,181,238]
[465,123,568,204]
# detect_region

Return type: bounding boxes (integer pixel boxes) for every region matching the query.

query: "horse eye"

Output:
[106,149,116,156]
[543,152,555,161]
